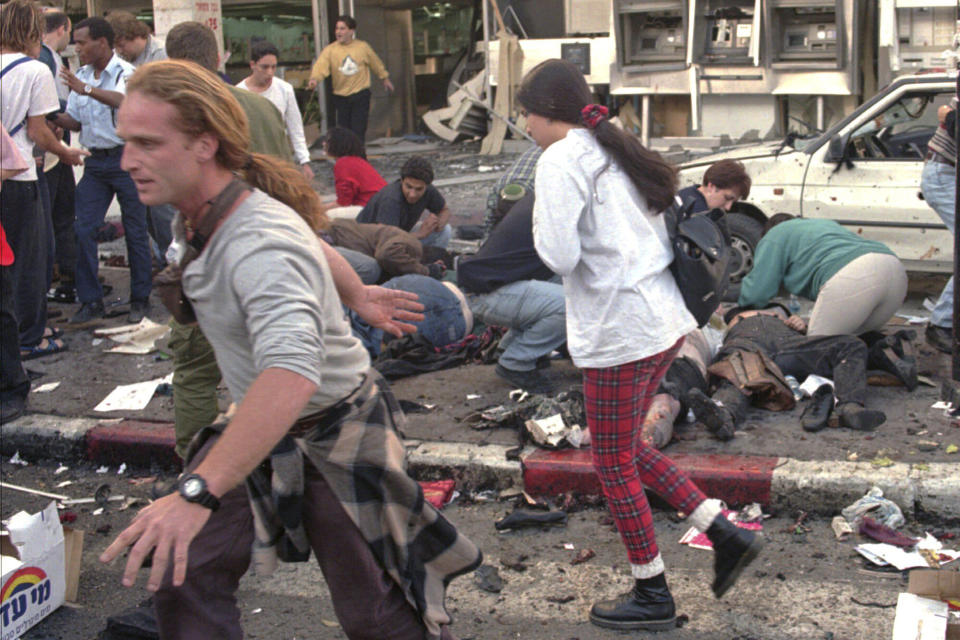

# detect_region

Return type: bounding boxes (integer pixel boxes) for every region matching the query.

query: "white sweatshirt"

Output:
[237,77,311,165]
[532,128,695,369]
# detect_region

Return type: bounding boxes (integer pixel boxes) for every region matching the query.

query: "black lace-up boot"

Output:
[589,573,676,631]
[705,514,765,598]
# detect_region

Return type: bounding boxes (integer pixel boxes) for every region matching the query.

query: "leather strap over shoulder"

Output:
[188,177,252,253]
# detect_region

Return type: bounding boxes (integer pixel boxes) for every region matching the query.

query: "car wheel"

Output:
[723,213,764,302]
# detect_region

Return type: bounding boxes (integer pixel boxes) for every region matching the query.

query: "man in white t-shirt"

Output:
[237,39,314,180]
[0,0,86,361]
[39,8,79,304]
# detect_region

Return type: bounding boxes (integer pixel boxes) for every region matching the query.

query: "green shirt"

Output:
[227,85,294,162]
[738,218,895,308]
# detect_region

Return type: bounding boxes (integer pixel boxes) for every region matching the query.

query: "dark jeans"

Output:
[155,435,438,640]
[74,150,152,304]
[1,180,49,346]
[45,161,77,283]
[332,88,372,141]
[714,315,869,424]
[36,166,56,292]
[0,263,30,403]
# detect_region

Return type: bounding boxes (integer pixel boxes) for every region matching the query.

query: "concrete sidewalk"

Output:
[4,412,957,521]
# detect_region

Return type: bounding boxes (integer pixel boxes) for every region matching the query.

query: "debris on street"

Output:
[93,373,174,412]
[94,318,170,354]
[841,486,906,529]
[494,509,568,531]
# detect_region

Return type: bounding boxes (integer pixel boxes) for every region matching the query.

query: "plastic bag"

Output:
[840,486,906,529]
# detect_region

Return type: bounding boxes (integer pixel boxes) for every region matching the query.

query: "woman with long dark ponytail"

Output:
[520,59,763,631]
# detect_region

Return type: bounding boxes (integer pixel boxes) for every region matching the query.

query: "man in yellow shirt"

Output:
[308,15,393,141]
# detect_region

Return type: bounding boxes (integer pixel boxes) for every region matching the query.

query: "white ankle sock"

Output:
[630,554,665,579]
[688,498,724,532]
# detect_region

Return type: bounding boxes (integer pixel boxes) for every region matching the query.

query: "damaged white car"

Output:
[678,71,958,294]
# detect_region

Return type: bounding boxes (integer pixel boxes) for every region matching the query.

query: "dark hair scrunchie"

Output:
[242,154,255,170]
[580,104,608,129]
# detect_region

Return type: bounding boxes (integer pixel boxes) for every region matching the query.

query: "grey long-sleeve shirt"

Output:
[181,189,368,413]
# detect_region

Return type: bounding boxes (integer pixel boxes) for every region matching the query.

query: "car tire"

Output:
[723,213,764,302]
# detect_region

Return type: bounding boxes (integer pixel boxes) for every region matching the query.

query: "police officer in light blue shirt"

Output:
[52,16,152,324]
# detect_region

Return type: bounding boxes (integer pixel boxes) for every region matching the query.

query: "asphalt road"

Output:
[3,459,955,640]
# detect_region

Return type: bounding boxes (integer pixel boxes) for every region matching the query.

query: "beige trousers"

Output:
[808,253,907,335]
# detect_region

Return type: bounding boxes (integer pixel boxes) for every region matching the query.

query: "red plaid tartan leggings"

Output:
[583,338,708,565]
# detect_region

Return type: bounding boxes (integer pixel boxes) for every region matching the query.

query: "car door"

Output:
[800,84,955,272]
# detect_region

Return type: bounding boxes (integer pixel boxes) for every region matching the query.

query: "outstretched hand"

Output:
[99,494,211,591]
[353,285,425,337]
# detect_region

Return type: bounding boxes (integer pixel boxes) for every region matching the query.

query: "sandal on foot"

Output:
[20,338,68,361]
[43,326,64,340]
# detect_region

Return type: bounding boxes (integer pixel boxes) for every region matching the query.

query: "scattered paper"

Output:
[9,451,28,466]
[508,389,529,402]
[94,373,173,412]
[96,466,109,474]
[856,542,960,570]
[33,381,61,393]
[922,298,936,312]
[92,507,104,516]
[895,313,929,325]
[117,463,127,475]
[251,608,263,614]
[91,338,103,346]
[891,593,947,640]
[94,318,170,354]
[54,465,69,475]
[55,481,73,488]
[466,394,482,400]
[680,511,762,550]
[563,542,575,550]
[799,374,833,398]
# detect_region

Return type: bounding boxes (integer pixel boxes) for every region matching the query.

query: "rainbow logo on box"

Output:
[0,566,53,631]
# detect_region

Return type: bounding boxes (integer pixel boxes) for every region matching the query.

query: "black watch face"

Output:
[182,476,204,498]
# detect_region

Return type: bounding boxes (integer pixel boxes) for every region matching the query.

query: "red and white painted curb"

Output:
[4,416,958,521]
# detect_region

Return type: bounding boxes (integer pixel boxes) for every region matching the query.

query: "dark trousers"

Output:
[0,180,49,346]
[0,263,30,403]
[332,88,372,141]
[714,316,869,423]
[155,436,437,640]
[74,150,152,304]
[45,161,77,284]
[146,203,176,263]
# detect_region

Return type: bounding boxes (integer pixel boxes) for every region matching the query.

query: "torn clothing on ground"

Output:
[373,326,505,379]
[185,370,482,636]
[707,349,795,412]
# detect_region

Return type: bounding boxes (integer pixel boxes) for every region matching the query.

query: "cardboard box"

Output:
[892,569,960,640]
[1,502,83,640]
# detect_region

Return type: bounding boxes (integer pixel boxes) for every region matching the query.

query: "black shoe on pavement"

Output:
[705,513,765,598]
[494,363,554,395]
[836,402,886,431]
[589,573,677,631]
[128,299,150,323]
[47,284,77,303]
[800,384,834,432]
[687,388,736,441]
[925,324,953,354]
[70,300,105,325]
[869,339,918,391]
[0,396,27,425]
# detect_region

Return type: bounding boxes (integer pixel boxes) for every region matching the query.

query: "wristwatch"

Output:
[177,473,220,511]
[82,84,92,95]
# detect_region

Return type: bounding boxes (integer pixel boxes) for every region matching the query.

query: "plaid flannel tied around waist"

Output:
[185,369,482,636]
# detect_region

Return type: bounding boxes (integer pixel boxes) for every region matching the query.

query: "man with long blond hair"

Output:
[99,59,480,639]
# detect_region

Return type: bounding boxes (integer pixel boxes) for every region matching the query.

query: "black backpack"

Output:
[663,195,732,327]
